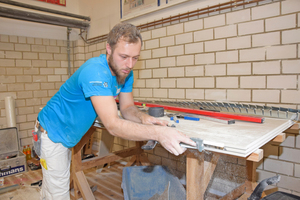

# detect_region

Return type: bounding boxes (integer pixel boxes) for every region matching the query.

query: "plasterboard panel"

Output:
[159,116,294,157]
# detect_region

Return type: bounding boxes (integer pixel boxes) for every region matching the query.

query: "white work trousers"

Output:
[37,126,71,200]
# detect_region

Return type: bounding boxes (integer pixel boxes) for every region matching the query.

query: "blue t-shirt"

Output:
[38,54,133,148]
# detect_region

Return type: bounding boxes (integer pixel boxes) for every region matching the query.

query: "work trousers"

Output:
[35,121,71,200]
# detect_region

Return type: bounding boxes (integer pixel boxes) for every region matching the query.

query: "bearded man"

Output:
[34,22,195,200]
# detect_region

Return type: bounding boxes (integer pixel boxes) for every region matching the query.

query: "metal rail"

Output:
[116,100,265,123]
[0,0,90,21]
[0,6,89,29]
[141,100,300,121]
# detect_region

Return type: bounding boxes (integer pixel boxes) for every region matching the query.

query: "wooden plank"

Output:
[283,129,300,134]
[289,123,299,129]
[186,150,204,200]
[272,133,286,142]
[74,171,95,200]
[86,175,123,199]
[138,153,151,166]
[203,153,220,191]
[83,132,94,155]
[246,149,263,162]
[81,146,143,170]
[220,183,247,200]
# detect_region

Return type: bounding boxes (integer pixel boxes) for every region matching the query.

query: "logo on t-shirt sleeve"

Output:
[89,81,108,88]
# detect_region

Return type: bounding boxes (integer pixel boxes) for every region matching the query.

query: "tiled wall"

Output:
[0,0,299,196]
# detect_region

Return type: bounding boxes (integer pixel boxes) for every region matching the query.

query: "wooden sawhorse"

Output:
[70,126,150,200]
[186,147,272,199]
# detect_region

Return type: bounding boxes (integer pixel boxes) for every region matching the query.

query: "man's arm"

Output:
[118,92,168,126]
[90,95,196,156]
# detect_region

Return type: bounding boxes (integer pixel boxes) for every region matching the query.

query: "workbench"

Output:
[70,115,295,200]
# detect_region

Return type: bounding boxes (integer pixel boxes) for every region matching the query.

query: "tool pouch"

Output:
[32,127,42,158]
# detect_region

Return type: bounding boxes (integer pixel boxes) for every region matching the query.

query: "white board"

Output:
[159,116,294,157]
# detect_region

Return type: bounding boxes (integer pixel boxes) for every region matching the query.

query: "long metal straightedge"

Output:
[116,100,264,123]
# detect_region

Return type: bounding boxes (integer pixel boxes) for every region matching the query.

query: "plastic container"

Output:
[0,127,27,177]
[122,165,186,200]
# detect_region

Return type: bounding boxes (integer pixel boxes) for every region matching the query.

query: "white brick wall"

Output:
[204,39,226,52]
[227,63,251,75]
[184,18,203,32]
[266,14,296,31]
[205,64,226,76]
[227,90,251,101]
[240,76,266,88]
[195,53,215,64]
[215,25,237,39]
[194,29,213,42]
[252,90,280,103]
[266,45,297,59]
[185,66,204,77]
[264,158,294,176]
[216,77,238,88]
[227,36,251,50]
[282,60,300,74]
[152,27,166,39]
[226,9,250,24]
[251,2,280,20]
[253,61,281,75]
[186,89,204,99]
[252,32,280,47]
[204,14,225,29]
[282,29,300,44]
[177,55,194,66]
[267,75,297,89]
[160,57,176,67]
[195,77,214,88]
[238,20,264,35]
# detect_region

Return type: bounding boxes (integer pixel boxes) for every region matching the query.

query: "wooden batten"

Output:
[272,133,286,143]
[246,149,263,162]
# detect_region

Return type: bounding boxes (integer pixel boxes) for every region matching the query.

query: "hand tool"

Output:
[31,180,42,187]
[0,184,20,194]
[248,175,280,200]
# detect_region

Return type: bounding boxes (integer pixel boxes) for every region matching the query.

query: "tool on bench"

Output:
[143,100,300,121]
[32,127,42,157]
[31,180,42,187]
[167,113,200,122]
[142,138,225,152]
[0,184,20,194]
[127,100,265,123]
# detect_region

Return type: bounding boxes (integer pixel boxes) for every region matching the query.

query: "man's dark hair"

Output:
[107,22,142,52]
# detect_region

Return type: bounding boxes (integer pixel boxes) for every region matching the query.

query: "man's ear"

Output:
[106,43,112,55]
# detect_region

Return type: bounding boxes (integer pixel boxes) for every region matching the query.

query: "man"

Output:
[34,22,196,200]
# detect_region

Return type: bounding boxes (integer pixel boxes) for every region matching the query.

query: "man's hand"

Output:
[156,126,196,156]
[140,114,169,126]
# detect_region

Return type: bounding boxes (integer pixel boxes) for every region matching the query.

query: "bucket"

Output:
[122,165,186,200]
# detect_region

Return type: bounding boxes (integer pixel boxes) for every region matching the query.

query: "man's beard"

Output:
[108,54,131,85]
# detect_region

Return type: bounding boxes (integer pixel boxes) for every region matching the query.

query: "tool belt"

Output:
[32,119,46,157]
[35,120,46,133]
